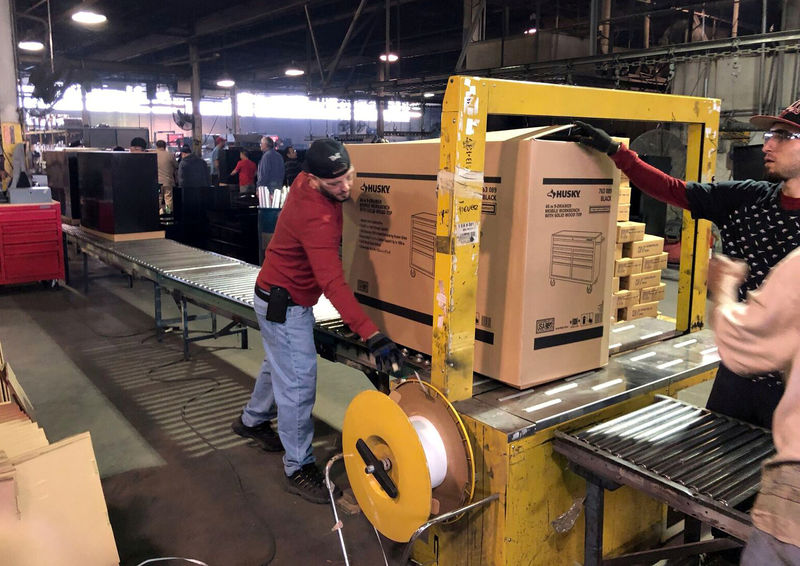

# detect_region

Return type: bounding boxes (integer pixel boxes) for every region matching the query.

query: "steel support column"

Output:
[189,42,203,156]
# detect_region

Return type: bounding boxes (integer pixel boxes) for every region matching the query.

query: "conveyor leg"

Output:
[128,274,134,288]
[584,480,605,566]
[181,296,190,360]
[684,516,703,566]
[211,312,217,333]
[241,327,248,350]
[154,282,164,342]
[83,252,89,294]
[62,232,70,286]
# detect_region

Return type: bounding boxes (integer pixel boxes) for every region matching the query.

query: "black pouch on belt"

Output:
[265,286,290,323]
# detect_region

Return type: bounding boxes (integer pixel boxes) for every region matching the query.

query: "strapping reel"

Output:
[342,379,475,542]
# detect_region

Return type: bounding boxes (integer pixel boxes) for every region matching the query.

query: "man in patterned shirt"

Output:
[572,100,800,428]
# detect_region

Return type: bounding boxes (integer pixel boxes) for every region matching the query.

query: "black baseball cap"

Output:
[303,139,351,179]
[751,99,800,130]
[180,144,192,154]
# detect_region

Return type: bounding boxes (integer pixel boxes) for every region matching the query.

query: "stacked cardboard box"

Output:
[0,343,119,566]
[611,221,667,322]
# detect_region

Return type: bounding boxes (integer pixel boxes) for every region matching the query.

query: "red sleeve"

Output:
[611,143,690,209]
[231,162,241,174]
[301,214,379,340]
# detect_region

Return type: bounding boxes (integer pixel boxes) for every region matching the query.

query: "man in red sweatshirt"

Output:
[230,149,256,192]
[571,100,800,429]
[232,138,402,504]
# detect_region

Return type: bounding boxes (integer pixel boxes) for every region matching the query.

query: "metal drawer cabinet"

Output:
[549,230,604,293]
[0,202,64,285]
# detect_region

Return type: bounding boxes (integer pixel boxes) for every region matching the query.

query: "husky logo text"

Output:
[547,189,581,198]
[328,152,342,161]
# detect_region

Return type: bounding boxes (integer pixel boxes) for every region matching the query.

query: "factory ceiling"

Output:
[12,0,790,102]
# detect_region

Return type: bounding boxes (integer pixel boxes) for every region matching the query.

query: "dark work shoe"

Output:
[231,415,283,452]
[285,463,341,504]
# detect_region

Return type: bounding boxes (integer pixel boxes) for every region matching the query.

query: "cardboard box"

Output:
[614,257,643,277]
[640,282,667,303]
[617,203,630,222]
[621,270,662,291]
[616,221,646,243]
[619,301,659,321]
[618,186,631,205]
[613,289,640,309]
[344,126,620,388]
[642,251,669,272]
[623,234,665,258]
[612,276,620,293]
[614,243,623,260]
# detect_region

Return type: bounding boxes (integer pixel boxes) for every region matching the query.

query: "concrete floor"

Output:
[0,254,402,565]
[0,255,713,565]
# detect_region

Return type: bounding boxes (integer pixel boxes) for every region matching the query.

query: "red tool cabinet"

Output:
[0,202,64,285]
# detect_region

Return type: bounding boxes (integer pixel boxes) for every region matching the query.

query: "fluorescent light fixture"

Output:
[72,10,107,25]
[423,92,435,98]
[18,40,45,51]
[216,78,235,88]
[379,53,399,63]
[524,27,537,35]
[284,67,305,77]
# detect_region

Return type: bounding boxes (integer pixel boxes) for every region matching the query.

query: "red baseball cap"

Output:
[750,99,800,130]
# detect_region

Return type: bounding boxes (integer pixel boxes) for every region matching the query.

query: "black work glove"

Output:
[570,121,621,155]
[367,332,402,374]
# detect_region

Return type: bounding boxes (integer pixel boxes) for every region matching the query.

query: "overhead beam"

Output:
[95,32,191,62]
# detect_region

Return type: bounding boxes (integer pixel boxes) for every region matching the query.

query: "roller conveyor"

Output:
[62,225,417,389]
[552,396,774,565]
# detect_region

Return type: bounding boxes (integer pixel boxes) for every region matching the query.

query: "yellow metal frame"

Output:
[433,76,720,401]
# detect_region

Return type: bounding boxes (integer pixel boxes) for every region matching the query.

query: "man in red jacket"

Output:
[230,149,256,192]
[232,138,402,504]
[571,102,800,429]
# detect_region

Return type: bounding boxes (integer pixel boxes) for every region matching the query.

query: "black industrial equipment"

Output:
[731,145,766,181]
[218,147,263,185]
[45,151,81,220]
[77,152,160,235]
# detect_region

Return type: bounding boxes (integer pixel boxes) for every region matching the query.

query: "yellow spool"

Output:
[342,379,475,542]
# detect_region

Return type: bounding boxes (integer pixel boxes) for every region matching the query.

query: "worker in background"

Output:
[210,135,225,186]
[232,138,402,504]
[129,137,147,153]
[177,144,210,188]
[571,100,800,429]
[708,253,800,565]
[283,145,301,187]
[155,140,176,214]
[257,136,285,194]
[230,149,256,193]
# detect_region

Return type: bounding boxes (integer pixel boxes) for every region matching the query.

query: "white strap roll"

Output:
[409,415,448,488]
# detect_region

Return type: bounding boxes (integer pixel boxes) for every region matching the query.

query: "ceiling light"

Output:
[284,66,305,77]
[216,78,235,88]
[72,10,107,25]
[18,40,45,52]
[524,27,537,35]
[379,53,399,63]
[423,92,435,98]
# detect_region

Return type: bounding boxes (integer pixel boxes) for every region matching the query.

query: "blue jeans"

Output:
[242,293,317,476]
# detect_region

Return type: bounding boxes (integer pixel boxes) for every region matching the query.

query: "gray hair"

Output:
[261,136,274,149]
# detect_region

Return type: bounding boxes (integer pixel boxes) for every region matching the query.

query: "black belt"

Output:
[254,284,297,306]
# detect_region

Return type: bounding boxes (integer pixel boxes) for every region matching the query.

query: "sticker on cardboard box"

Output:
[455,222,479,245]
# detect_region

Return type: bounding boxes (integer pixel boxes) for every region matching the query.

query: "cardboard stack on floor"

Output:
[0,341,119,566]
[612,172,667,322]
